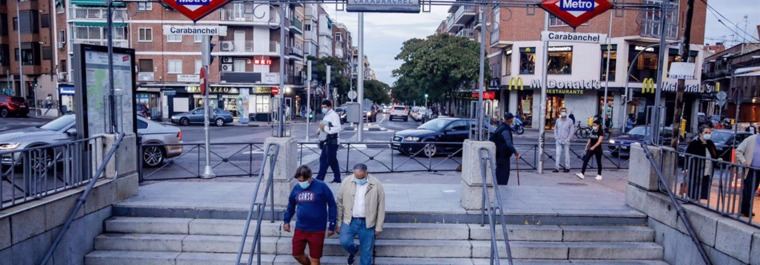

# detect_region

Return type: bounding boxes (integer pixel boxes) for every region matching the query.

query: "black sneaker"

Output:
[347,253,355,264]
[552,169,559,173]
[563,169,570,173]
[331,180,342,184]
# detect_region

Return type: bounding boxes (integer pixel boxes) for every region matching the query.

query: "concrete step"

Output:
[93,233,662,260]
[85,251,671,265]
[104,217,654,242]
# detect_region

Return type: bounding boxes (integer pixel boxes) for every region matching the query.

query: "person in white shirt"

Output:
[337,163,386,265]
[316,100,342,183]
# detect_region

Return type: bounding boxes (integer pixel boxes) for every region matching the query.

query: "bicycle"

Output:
[574,121,592,139]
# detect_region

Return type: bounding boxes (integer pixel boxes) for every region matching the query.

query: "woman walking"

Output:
[576,120,605,181]
[684,126,718,201]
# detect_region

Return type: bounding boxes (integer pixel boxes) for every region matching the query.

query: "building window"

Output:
[138,2,152,11]
[642,0,678,39]
[138,59,153,72]
[490,7,500,44]
[503,49,512,76]
[549,15,568,26]
[0,14,7,36]
[12,17,17,31]
[627,44,659,82]
[167,34,182,42]
[305,23,311,31]
[60,59,67,72]
[335,32,342,42]
[16,43,41,65]
[42,46,52,60]
[547,46,572,75]
[193,34,202,43]
[58,30,65,47]
[194,59,202,74]
[19,10,39,34]
[40,14,50,28]
[138,28,152,42]
[0,44,9,66]
[168,59,182,74]
[519,47,536,75]
[600,44,617,81]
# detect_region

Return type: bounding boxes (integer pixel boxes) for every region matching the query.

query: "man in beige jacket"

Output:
[735,133,760,217]
[336,163,386,265]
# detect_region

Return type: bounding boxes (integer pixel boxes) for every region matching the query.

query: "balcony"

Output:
[446,15,462,33]
[304,5,317,20]
[220,5,279,25]
[287,74,304,86]
[69,6,127,20]
[453,5,476,25]
[288,42,304,56]
[290,17,303,34]
[216,40,281,56]
[456,28,474,39]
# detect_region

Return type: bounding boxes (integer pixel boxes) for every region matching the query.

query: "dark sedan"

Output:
[170,107,233,126]
[678,130,752,161]
[391,118,475,156]
[608,125,674,156]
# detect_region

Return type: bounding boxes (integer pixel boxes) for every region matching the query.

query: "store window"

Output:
[253,94,270,113]
[138,59,153,72]
[138,28,152,42]
[168,59,182,74]
[627,45,658,82]
[547,46,572,75]
[503,50,512,76]
[519,47,536,75]
[600,44,617,81]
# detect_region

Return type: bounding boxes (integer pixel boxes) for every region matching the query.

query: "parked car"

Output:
[392,117,481,156]
[334,107,348,124]
[608,125,674,155]
[389,105,409,122]
[0,95,30,118]
[0,114,183,168]
[170,107,233,126]
[410,107,431,122]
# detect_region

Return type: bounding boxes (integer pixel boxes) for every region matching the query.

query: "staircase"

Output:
[85,205,667,265]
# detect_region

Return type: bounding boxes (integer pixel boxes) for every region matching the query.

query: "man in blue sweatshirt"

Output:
[283,165,338,265]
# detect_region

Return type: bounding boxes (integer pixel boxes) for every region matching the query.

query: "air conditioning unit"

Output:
[221,64,233,72]
[221,57,233,64]
[57,72,67,81]
[221,41,234,51]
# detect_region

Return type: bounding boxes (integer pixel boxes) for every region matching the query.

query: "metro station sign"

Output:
[540,0,613,28]
[162,0,231,22]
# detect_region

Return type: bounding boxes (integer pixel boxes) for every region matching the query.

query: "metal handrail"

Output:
[39,132,125,265]
[478,147,513,265]
[639,144,712,265]
[235,143,280,265]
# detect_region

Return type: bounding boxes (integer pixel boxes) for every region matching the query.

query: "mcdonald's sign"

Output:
[641,78,656,94]
[508,77,524,91]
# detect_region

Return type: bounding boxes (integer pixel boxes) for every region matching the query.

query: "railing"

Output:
[1,136,106,210]
[660,148,758,228]
[39,133,125,265]
[235,144,280,265]
[639,144,712,265]
[478,148,513,265]
[137,141,631,181]
[290,17,303,31]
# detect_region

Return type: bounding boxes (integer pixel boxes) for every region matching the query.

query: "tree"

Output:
[308,56,350,104]
[392,34,487,112]
[363,79,392,104]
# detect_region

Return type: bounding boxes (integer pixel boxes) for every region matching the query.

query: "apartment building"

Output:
[0,0,59,115]
[332,22,351,62]
[440,0,708,131]
[317,5,332,58]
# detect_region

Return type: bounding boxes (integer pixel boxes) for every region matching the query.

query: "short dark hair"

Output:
[353,163,367,172]
[321,100,333,107]
[699,125,712,134]
[293,165,312,179]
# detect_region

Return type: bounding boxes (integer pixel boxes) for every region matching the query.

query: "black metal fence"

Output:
[0,136,106,210]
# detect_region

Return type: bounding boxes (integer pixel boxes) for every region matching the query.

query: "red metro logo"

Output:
[540,0,613,28]
[162,0,231,22]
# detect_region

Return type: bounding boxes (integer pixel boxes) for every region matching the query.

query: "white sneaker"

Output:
[575,173,585,180]
[595,175,603,181]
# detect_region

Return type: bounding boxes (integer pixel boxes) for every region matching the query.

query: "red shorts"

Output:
[292,229,326,259]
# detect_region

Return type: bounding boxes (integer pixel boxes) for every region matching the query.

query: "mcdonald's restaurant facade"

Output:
[489,40,707,133]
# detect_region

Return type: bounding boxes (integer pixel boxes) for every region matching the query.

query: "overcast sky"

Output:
[324,1,760,85]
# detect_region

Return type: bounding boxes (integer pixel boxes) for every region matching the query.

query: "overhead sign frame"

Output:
[346,0,421,13]
[540,0,614,28]
[161,0,232,22]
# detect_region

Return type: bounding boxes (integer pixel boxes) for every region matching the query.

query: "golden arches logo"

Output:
[508,77,524,91]
[642,78,656,94]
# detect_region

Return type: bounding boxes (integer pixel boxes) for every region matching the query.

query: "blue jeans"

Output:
[316,142,341,182]
[339,218,375,265]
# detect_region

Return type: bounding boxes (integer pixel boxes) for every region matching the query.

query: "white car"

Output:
[410,107,431,122]
[389,106,409,122]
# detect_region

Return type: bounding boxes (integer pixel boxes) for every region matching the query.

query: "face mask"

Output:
[593,126,600,131]
[298,180,311,189]
[560,112,567,118]
[322,108,329,114]
[354,178,368,186]
[702,134,712,140]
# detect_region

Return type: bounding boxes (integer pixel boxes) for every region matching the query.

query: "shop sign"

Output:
[161,0,231,22]
[262,73,279,84]
[540,0,614,28]
[541,31,607,43]
[164,90,177,96]
[253,87,272,94]
[272,87,280,96]
[177,74,200,83]
[253,56,272,65]
[471,91,496,100]
[346,0,420,13]
[162,25,227,36]
[667,62,696,80]
[530,79,601,93]
[507,77,525,91]
[186,86,238,94]
[59,84,75,95]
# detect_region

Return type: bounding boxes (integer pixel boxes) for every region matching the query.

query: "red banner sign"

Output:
[161,0,231,22]
[540,0,613,28]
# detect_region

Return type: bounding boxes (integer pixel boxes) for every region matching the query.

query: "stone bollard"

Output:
[460,140,496,210]
[263,136,297,207]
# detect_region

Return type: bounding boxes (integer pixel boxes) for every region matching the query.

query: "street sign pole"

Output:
[326,65,331,103]
[358,12,365,141]
[201,35,215,179]
[602,11,612,131]
[277,3,286,137]
[651,0,668,145]
[537,11,549,174]
[306,60,312,142]
[476,6,485,141]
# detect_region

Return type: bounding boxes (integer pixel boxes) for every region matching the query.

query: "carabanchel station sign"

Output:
[162,0,231,22]
[540,0,613,28]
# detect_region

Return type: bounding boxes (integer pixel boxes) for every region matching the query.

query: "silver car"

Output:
[0,114,182,167]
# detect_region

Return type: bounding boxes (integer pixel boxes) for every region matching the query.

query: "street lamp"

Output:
[424,94,428,108]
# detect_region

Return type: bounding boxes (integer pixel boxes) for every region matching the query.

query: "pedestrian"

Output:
[626,114,636,132]
[553,108,574,173]
[568,112,576,125]
[684,126,718,201]
[43,94,53,116]
[735,133,760,217]
[283,165,338,265]
[337,163,386,265]
[316,99,342,183]
[576,119,605,181]
[490,112,519,185]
